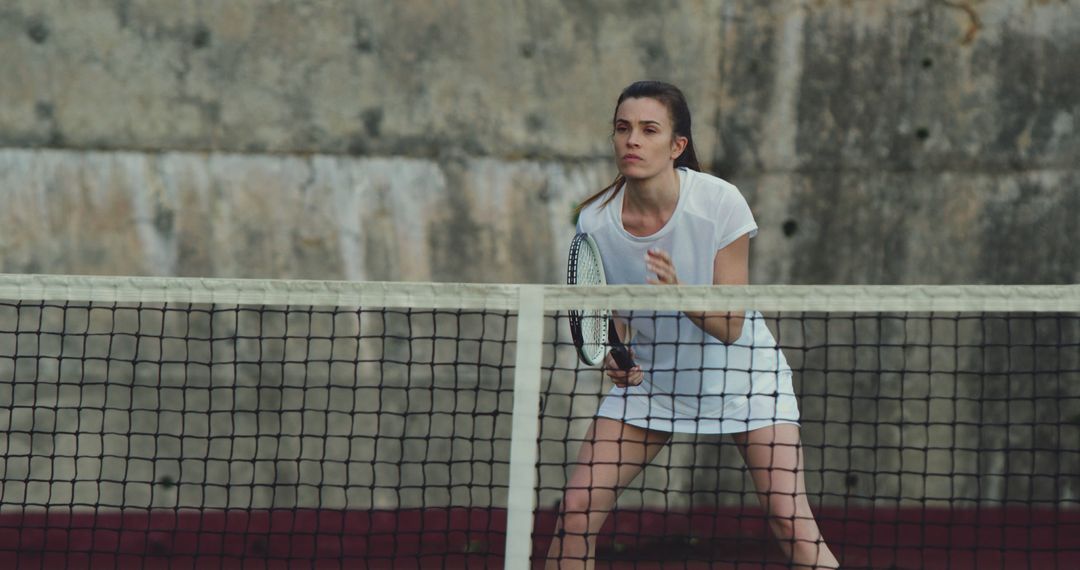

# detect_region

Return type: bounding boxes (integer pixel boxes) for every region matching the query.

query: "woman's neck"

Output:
[619,168,681,237]
[623,167,680,215]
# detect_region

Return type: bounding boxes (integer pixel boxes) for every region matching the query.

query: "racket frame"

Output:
[567,233,635,370]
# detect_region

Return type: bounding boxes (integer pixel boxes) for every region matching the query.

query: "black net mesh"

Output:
[1,281,1078,569]
[539,311,1080,569]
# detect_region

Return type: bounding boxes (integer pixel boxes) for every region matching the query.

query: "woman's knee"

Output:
[558,489,611,534]
[559,510,591,537]
[764,496,812,541]
[767,511,798,540]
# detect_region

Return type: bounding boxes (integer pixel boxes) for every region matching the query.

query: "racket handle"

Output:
[607,321,636,371]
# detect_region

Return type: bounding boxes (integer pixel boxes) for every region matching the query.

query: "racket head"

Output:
[567,233,610,366]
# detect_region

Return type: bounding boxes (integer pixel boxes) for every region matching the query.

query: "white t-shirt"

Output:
[576,167,799,433]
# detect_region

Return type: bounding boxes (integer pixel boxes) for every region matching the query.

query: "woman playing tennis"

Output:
[547,81,839,569]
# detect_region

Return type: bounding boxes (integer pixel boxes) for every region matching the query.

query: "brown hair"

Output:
[574,81,701,216]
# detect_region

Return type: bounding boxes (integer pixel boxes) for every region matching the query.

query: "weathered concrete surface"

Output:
[0,301,519,510]
[2,0,1077,284]
[0,149,608,282]
[0,0,724,160]
[3,149,1077,285]
[3,1,1075,172]
[741,168,1080,284]
[3,303,1077,511]
[716,0,1079,175]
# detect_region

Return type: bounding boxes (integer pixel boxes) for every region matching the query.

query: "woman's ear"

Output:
[671,135,688,160]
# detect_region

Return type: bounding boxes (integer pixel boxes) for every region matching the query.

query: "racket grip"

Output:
[607,321,636,371]
[609,344,635,371]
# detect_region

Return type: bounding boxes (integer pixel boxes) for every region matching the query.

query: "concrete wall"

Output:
[2,0,1077,283]
[3,302,1078,514]
[1,0,1079,516]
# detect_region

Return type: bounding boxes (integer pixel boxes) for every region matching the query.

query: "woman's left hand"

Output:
[645,248,679,285]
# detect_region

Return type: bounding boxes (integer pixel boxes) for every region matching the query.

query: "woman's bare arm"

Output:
[683,234,749,344]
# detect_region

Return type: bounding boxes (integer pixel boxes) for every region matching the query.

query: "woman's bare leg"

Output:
[733,423,839,569]
[545,418,670,570]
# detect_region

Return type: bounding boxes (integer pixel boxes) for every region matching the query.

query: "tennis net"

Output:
[0,274,1078,569]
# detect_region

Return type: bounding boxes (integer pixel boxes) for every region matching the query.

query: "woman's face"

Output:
[612,97,686,181]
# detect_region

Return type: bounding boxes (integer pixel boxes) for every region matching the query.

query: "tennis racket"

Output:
[566,233,636,370]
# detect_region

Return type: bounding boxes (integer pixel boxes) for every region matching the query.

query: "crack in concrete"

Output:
[936,0,983,45]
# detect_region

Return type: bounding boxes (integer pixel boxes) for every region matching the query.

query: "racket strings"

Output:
[569,234,612,365]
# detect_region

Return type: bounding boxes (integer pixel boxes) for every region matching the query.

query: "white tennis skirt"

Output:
[595,369,801,434]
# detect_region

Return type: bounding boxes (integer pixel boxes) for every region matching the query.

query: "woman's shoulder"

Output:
[575,190,616,232]
[682,169,746,211]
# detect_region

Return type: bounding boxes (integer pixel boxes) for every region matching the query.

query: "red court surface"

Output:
[1,506,1077,569]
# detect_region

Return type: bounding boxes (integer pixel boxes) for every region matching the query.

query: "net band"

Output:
[3,273,1080,312]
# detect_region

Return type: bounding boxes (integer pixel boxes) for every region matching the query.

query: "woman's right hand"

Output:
[604,349,642,388]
